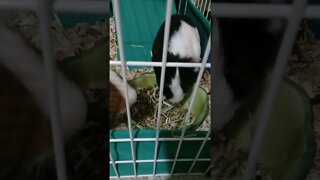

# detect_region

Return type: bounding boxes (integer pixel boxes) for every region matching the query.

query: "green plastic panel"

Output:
[115,0,177,69]
[112,0,211,70]
[109,130,211,176]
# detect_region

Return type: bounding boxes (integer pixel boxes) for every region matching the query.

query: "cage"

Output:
[212,1,320,180]
[109,0,212,178]
[1,0,320,180]
[0,0,108,180]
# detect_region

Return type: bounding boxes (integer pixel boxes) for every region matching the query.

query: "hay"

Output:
[110,68,211,131]
[112,85,196,130]
[132,87,196,130]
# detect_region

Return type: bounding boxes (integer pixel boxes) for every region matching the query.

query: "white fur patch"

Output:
[168,68,184,104]
[213,67,240,131]
[168,21,201,62]
[109,70,137,107]
[0,22,87,141]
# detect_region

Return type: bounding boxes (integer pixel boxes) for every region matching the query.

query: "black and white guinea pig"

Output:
[152,14,201,104]
[109,69,137,128]
[213,0,291,132]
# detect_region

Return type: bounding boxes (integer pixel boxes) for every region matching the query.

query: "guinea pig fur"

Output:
[213,0,287,131]
[109,70,137,128]
[0,19,87,178]
[152,14,201,104]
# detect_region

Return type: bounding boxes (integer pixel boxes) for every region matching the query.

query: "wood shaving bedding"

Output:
[288,21,320,180]
[3,11,106,61]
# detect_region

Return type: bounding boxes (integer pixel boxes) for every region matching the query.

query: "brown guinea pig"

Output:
[109,70,137,129]
[0,19,87,179]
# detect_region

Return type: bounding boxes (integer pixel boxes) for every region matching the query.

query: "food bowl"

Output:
[219,78,316,179]
[128,72,209,130]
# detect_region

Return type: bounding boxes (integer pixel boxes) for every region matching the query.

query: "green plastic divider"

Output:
[112,0,211,70]
[109,130,211,176]
[115,0,177,69]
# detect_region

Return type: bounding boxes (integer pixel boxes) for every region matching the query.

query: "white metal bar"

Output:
[200,0,205,14]
[178,0,182,14]
[110,158,211,164]
[243,0,308,179]
[153,0,173,175]
[110,61,211,68]
[204,164,211,175]
[213,3,291,18]
[1,1,320,18]
[188,129,211,174]
[0,0,109,14]
[0,0,35,11]
[171,36,211,174]
[305,5,320,19]
[110,137,211,142]
[37,0,67,180]
[54,0,109,14]
[110,153,120,178]
[110,173,206,178]
[213,3,320,18]
[205,0,209,13]
[183,0,188,15]
[205,1,211,18]
[112,0,137,177]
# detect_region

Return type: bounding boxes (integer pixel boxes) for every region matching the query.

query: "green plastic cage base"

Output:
[109,130,211,176]
[112,0,211,70]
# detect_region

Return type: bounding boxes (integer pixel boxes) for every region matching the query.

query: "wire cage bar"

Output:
[212,0,319,179]
[37,0,67,179]
[109,0,212,178]
[112,0,138,176]
[1,0,320,179]
[0,1,108,180]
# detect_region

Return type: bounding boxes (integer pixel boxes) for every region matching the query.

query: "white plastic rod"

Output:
[110,137,211,142]
[243,0,308,179]
[171,36,211,173]
[213,3,320,18]
[112,0,137,176]
[110,158,211,164]
[110,153,120,178]
[110,61,211,68]
[153,0,173,176]
[188,129,211,173]
[0,0,109,14]
[37,0,67,180]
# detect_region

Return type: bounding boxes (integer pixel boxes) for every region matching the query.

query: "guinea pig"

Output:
[0,19,87,178]
[109,69,137,128]
[152,14,201,104]
[213,0,289,132]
